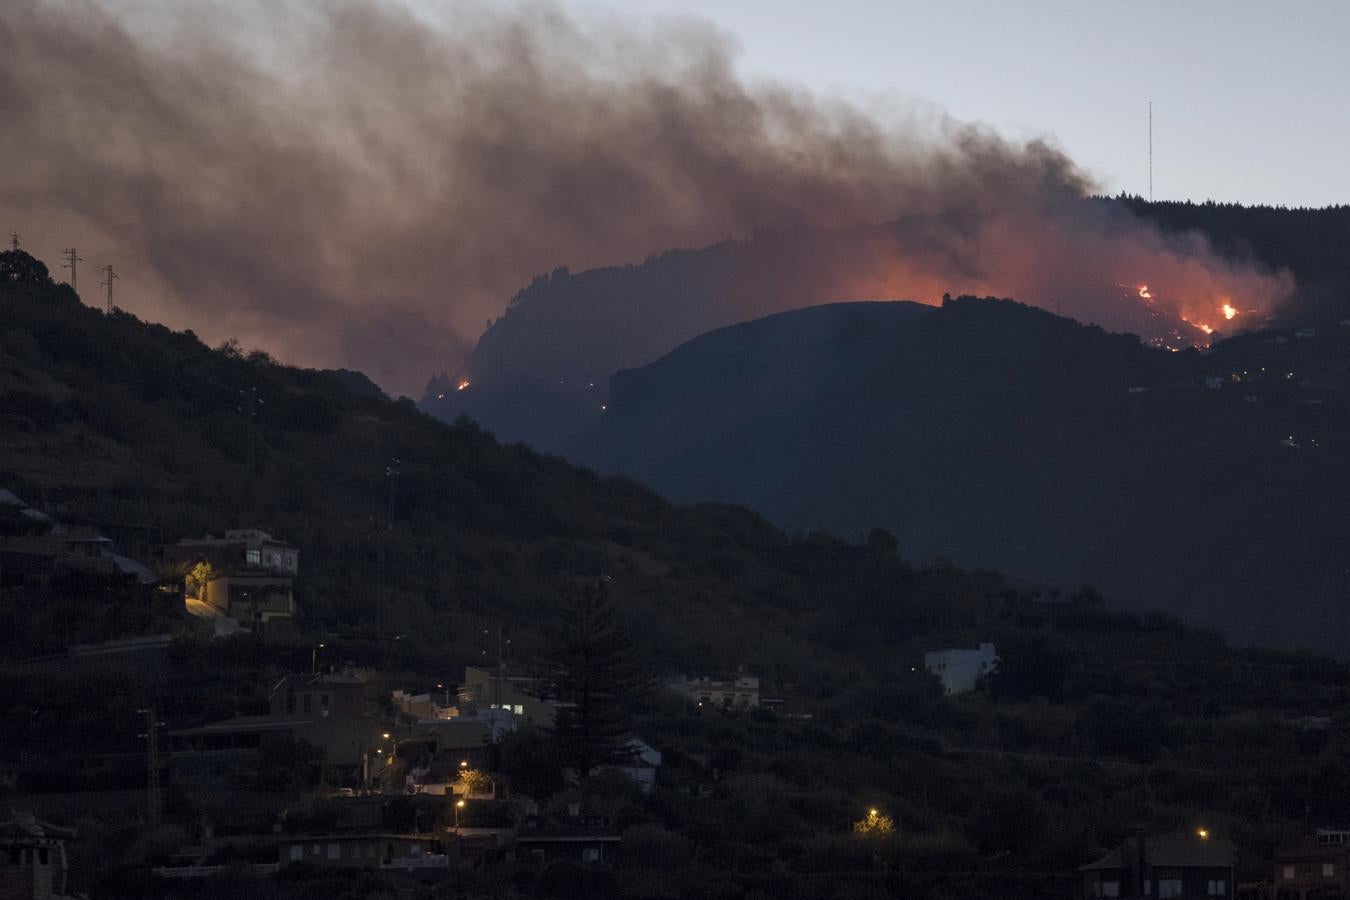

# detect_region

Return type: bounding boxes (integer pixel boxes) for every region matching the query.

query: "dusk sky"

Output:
[551,0,1350,207]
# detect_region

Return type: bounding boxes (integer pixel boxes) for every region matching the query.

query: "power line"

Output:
[61,248,83,294]
[100,264,118,314]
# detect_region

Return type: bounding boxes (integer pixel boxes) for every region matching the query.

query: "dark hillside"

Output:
[10,252,1350,898]
[583,295,1350,653]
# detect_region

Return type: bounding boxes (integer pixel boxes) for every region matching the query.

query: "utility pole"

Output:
[100,264,118,314]
[380,459,399,629]
[8,232,18,251]
[61,248,83,294]
[1148,100,1153,203]
[139,708,162,825]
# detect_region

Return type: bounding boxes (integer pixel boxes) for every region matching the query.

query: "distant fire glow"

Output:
[457,379,471,391]
[1138,285,1153,301]
[1222,303,1238,320]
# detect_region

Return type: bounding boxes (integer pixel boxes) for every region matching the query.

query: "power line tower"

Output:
[61,248,83,293]
[100,264,118,314]
[138,708,163,825]
[8,232,18,251]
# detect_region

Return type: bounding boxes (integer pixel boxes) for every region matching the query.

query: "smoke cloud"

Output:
[1,0,1290,395]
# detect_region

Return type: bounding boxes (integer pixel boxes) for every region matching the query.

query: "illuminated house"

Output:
[924,643,998,696]
[168,529,298,633]
[0,812,76,900]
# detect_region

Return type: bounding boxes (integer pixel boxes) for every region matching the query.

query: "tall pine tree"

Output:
[546,576,647,775]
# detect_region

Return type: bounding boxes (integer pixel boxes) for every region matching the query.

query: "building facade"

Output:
[671,674,761,709]
[169,529,298,632]
[924,643,998,695]
[1273,829,1350,899]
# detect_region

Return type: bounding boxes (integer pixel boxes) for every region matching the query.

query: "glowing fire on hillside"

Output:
[457,379,471,391]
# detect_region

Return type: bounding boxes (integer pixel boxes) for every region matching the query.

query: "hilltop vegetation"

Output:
[6,252,1350,898]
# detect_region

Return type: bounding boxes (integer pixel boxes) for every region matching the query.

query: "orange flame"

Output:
[1222,303,1237,320]
[1138,285,1153,301]
[456,379,471,391]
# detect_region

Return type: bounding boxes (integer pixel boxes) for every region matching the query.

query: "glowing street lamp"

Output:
[1197,828,1210,840]
[455,799,466,830]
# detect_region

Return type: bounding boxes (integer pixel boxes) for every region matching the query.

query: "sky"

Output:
[2,0,1341,396]
[550,0,1350,207]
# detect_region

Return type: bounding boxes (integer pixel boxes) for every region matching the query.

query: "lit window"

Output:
[246,549,261,564]
[1159,879,1183,898]
[1325,864,1336,877]
[513,704,523,714]
[582,847,600,863]
[289,845,303,861]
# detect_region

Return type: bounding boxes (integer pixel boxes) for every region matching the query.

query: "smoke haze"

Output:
[1,0,1290,394]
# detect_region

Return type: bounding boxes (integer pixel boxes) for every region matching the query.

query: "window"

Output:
[1208,880,1227,896]
[1158,879,1183,898]
[1101,880,1120,898]
[289,845,303,861]
[514,704,523,714]
[303,694,312,713]
[1325,864,1336,877]
[582,847,600,863]
[327,843,341,860]
[321,693,330,710]
[1284,866,1296,879]
[311,844,321,855]
[246,549,261,565]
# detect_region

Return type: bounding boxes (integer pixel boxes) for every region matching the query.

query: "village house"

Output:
[1080,832,1235,899]
[458,667,557,730]
[278,832,445,870]
[669,673,761,709]
[167,671,381,788]
[593,737,661,795]
[167,528,298,634]
[516,806,621,865]
[0,812,77,900]
[924,642,998,695]
[272,672,368,718]
[1272,829,1350,899]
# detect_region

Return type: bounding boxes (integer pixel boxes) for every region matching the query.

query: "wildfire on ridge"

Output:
[457,379,471,391]
[1222,302,1238,320]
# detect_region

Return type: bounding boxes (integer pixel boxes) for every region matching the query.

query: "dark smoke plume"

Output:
[0,0,1289,394]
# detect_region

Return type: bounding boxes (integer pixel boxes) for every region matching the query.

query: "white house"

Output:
[924,643,998,695]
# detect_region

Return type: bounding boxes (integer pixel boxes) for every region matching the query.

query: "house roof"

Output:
[272,672,364,695]
[166,713,320,737]
[1080,835,1236,871]
[0,812,76,841]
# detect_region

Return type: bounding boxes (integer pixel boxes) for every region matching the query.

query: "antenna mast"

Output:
[8,232,18,251]
[100,264,118,314]
[1148,100,1153,203]
[62,248,83,294]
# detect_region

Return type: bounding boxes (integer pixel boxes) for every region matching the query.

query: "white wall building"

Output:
[924,643,998,695]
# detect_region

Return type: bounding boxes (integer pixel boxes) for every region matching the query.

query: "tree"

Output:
[852,808,896,836]
[0,250,52,285]
[546,577,646,773]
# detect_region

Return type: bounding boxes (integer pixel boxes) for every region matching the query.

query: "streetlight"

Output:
[312,642,325,674]
[455,799,465,831]
[1197,828,1210,840]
